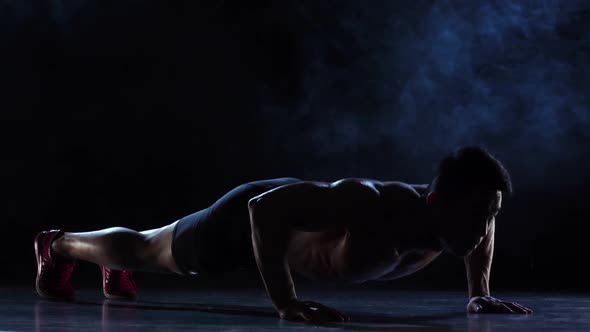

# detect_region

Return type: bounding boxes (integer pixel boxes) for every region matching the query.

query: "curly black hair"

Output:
[431,146,513,197]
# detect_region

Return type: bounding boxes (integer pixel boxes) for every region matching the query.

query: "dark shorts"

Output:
[171,177,303,275]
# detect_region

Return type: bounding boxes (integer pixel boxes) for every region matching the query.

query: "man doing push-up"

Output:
[34,146,532,323]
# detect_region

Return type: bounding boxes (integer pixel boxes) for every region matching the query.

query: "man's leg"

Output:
[50,221,183,274]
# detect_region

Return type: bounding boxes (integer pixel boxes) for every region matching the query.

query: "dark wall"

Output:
[3,0,590,290]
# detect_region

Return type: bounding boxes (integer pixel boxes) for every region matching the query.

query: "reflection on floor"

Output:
[1,286,588,331]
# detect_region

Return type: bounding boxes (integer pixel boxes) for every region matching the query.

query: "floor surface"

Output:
[1,287,589,331]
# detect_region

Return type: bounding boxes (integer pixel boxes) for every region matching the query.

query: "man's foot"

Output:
[34,230,76,300]
[101,266,138,300]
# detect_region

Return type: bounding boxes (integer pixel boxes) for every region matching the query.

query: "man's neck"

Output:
[389,192,444,253]
[412,195,444,251]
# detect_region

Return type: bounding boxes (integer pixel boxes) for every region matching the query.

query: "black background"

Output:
[3,0,590,292]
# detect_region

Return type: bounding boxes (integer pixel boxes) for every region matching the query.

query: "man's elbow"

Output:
[248,197,261,226]
[248,195,272,228]
[248,196,260,211]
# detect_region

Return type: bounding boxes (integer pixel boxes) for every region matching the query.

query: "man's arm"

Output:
[248,180,377,322]
[464,218,494,298]
[464,219,532,314]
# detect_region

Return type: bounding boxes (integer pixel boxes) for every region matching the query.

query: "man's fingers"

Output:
[301,301,347,322]
[281,301,347,324]
[510,302,533,314]
[504,302,527,314]
[512,302,532,314]
[479,302,508,313]
[312,302,347,321]
[502,301,532,314]
[315,307,345,322]
[499,303,516,313]
[468,297,533,315]
[483,303,501,313]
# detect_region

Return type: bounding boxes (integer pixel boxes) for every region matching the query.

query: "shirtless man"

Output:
[34,146,532,323]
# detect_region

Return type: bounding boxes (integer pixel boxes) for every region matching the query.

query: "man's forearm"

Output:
[466,266,490,298]
[246,181,344,311]
[464,220,495,298]
[248,197,300,310]
[251,224,297,310]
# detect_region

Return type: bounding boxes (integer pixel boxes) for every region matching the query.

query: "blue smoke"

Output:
[392,1,590,177]
[3,0,590,190]
[266,0,590,188]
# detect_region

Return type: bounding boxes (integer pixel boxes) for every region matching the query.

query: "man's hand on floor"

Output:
[278,299,350,323]
[467,296,533,314]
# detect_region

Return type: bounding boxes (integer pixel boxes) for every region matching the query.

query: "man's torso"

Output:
[282,179,444,283]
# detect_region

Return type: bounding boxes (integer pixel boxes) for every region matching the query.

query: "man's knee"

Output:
[105,227,151,269]
[138,225,177,272]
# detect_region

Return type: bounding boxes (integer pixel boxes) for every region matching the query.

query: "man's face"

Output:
[437,189,502,256]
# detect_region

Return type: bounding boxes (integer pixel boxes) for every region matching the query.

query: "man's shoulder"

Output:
[376,181,424,198]
[258,178,423,205]
[328,178,381,194]
[312,178,423,199]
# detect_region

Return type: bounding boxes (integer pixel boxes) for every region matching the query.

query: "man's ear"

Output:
[426,191,440,206]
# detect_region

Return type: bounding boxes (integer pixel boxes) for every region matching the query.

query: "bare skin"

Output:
[50,177,532,324]
[51,221,183,274]
[248,178,532,322]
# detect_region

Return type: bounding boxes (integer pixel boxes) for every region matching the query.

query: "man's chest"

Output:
[339,228,442,282]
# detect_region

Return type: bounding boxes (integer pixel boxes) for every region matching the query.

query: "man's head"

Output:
[426,146,512,256]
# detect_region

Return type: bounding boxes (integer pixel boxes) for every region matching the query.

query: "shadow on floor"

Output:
[37,298,460,331]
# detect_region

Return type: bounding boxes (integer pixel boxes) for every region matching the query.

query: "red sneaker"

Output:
[34,230,76,300]
[100,266,138,300]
